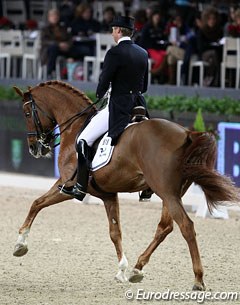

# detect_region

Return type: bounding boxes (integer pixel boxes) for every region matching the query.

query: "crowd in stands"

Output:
[1,0,240,86]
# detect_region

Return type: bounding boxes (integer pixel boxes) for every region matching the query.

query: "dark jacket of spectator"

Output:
[40,9,72,66]
[100,6,116,33]
[197,23,223,56]
[139,10,167,50]
[196,7,223,86]
[70,3,101,37]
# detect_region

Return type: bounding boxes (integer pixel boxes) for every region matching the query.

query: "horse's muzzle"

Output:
[29,143,51,158]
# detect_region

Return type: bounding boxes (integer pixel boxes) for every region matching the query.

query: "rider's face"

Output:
[111,26,120,43]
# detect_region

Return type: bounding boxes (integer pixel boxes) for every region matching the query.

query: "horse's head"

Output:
[13,86,56,158]
[14,81,97,159]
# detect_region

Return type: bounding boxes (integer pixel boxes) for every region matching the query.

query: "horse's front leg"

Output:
[103,194,128,283]
[13,180,71,257]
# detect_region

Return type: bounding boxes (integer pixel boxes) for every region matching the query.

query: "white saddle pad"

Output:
[91,123,139,172]
[91,134,114,171]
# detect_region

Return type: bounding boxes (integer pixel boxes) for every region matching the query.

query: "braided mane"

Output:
[30,80,95,108]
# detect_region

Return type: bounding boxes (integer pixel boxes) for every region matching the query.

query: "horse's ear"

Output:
[27,86,32,90]
[13,86,24,97]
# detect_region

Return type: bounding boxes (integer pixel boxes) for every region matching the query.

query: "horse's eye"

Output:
[25,112,31,118]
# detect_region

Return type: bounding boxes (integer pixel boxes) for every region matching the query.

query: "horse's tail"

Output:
[181,131,240,213]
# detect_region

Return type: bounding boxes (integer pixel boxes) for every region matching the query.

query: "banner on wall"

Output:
[217,122,240,187]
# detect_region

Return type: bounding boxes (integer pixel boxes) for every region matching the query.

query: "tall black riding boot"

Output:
[74,139,91,200]
[60,139,91,201]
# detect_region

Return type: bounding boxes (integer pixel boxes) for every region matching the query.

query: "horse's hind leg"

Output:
[166,195,205,291]
[103,194,128,282]
[129,204,173,283]
[13,180,71,257]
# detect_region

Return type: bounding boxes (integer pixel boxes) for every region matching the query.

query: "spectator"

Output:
[134,8,147,31]
[71,3,100,37]
[132,8,147,44]
[165,13,192,84]
[40,8,73,79]
[100,6,116,33]
[70,3,101,57]
[196,7,223,87]
[138,9,168,83]
[225,7,240,37]
[180,9,202,85]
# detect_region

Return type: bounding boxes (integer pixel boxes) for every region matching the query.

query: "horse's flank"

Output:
[95,118,189,194]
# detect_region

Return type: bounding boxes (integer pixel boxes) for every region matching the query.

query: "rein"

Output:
[23,93,100,149]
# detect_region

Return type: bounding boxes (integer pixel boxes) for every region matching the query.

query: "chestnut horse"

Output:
[13,81,239,290]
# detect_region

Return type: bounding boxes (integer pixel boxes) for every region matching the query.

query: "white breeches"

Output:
[77,106,109,147]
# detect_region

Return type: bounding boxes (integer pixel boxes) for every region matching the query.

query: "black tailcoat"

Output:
[96,40,149,144]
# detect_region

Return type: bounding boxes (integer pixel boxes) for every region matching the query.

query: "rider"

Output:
[60,15,149,201]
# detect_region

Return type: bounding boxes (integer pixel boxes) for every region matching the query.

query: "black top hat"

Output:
[110,15,135,30]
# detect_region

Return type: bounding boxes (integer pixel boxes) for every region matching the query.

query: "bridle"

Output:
[23,94,56,149]
[23,92,99,149]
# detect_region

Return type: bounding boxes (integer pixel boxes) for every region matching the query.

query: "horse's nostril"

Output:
[29,144,35,153]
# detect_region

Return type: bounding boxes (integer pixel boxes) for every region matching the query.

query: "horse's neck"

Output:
[43,87,90,124]
[33,84,93,140]
[47,87,93,140]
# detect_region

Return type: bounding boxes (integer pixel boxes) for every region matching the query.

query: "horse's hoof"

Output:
[115,273,128,283]
[13,243,28,257]
[192,282,206,291]
[129,268,144,283]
